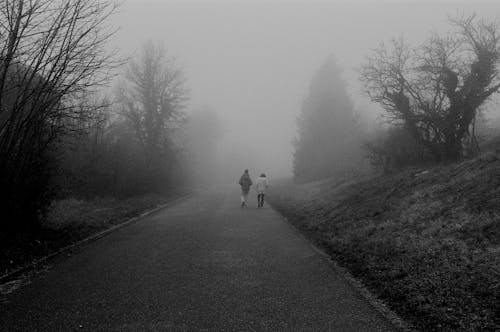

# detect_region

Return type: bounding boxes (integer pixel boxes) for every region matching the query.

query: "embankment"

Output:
[269,157,500,331]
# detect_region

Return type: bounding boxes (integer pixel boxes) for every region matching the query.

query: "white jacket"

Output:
[255,176,269,194]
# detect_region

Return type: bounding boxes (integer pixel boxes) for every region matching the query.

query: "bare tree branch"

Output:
[361,14,500,160]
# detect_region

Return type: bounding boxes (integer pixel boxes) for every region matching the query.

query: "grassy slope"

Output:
[0,193,184,278]
[269,157,500,331]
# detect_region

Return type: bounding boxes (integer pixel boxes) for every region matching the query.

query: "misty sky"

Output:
[111,0,500,178]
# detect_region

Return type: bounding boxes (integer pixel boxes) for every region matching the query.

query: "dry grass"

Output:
[1,193,181,278]
[46,195,169,231]
[269,157,500,331]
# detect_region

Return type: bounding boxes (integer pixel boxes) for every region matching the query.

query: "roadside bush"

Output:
[0,152,55,232]
[364,126,431,172]
[54,111,188,200]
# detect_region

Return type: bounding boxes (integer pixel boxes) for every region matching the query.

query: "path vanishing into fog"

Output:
[0,186,396,331]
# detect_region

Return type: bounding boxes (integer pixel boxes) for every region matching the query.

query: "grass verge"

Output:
[269,157,500,331]
[0,192,186,278]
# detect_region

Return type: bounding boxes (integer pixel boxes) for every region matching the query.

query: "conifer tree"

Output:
[294,56,359,181]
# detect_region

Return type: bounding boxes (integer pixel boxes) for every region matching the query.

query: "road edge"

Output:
[0,194,191,285]
[270,206,417,332]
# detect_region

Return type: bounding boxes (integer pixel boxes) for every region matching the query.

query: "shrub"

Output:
[364,126,431,172]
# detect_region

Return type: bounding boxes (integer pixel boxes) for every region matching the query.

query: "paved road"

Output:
[0,187,396,331]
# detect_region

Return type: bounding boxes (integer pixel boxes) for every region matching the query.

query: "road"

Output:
[0,187,397,331]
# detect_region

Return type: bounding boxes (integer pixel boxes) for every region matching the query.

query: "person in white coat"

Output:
[255,173,269,208]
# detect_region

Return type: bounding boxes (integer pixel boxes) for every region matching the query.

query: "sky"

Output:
[110,0,500,178]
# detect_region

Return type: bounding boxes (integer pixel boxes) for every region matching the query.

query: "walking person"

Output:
[239,169,253,207]
[255,173,269,208]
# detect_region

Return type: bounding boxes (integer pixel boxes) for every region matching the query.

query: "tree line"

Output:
[294,14,500,181]
[0,0,221,232]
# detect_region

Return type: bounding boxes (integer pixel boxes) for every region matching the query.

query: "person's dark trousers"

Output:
[257,194,265,207]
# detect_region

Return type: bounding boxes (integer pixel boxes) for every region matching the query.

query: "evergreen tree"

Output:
[293,55,359,181]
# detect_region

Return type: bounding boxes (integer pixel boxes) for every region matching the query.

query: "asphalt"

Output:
[0,186,397,331]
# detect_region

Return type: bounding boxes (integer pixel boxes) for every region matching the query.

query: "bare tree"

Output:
[0,0,119,229]
[361,14,500,161]
[115,42,188,187]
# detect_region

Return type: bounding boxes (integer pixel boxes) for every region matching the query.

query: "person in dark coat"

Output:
[238,169,253,207]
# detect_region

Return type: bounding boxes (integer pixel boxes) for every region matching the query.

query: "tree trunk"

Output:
[443,135,463,161]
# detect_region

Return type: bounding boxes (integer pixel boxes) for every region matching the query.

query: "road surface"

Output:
[0,187,397,331]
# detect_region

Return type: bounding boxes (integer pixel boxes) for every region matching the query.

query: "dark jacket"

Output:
[239,173,253,192]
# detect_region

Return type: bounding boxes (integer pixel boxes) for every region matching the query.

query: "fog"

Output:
[111,0,500,181]
[3,1,500,327]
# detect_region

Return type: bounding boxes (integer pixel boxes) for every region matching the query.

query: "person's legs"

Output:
[260,194,265,207]
[241,189,249,207]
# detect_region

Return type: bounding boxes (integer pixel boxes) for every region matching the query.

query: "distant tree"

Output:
[361,14,500,161]
[55,97,120,197]
[293,55,360,182]
[115,42,188,189]
[0,0,119,230]
[186,106,224,185]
